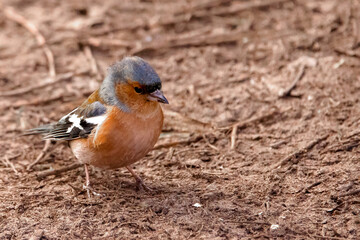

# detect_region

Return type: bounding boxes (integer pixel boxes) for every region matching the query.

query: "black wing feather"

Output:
[24,101,107,141]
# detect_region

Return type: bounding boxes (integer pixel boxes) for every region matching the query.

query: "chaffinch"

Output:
[25,56,168,196]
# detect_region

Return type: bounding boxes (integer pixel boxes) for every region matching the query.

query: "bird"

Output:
[24,56,169,196]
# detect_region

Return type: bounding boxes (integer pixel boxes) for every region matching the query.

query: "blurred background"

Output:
[1,0,360,239]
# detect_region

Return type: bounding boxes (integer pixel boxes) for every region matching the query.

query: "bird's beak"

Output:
[147,89,169,104]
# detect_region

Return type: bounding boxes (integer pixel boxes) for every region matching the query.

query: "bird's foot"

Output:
[126,166,153,192]
[82,184,104,198]
[135,178,152,192]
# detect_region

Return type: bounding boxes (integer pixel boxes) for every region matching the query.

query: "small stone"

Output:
[193,203,202,208]
[270,224,280,230]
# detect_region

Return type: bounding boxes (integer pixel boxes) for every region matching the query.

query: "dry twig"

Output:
[222,109,280,131]
[27,140,51,171]
[83,46,102,81]
[6,94,64,109]
[202,134,219,151]
[5,153,22,160]
[164,109,212,129]
[305,234,348,240]
[337,188,360,198]
[271,134,329,170]
[86,37,134,48]
[0,72,72,97]
[279,65,306,98]
[164,148,175,162]
[3,7,56,79]
[88,0,279,36]
[2,156,19,175]
[334,48,360,58]
[174,0,232,14]
[326,138,360,153]
[297,179,327,194]
[270,139,288,149]
[352,17,360,49]
[230,124,238,150]
[37,163,82,180]
[29,230,44,240]
[192,0,287,18]
[130,29,296,55]
[153,135,203,150]
[225,220,271,225]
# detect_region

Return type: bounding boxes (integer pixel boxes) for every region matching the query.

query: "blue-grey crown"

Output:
[99,56,162,112]
[109,56,161,86]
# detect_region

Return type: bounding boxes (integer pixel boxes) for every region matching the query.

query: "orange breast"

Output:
[70,103,163,169]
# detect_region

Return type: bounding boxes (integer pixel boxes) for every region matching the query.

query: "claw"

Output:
[83,184,103,198]
[82,164,104,198]
[126,165,153,192]
[135,178,152,192]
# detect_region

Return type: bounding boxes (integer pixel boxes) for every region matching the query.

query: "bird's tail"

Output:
[22,124,54,136]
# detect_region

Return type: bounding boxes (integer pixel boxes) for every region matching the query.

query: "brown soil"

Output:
[1,0,360,239]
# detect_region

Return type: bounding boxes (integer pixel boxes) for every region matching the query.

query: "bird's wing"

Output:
[25,101,107,141]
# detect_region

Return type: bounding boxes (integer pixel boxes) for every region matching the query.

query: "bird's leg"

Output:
[126,165,152,191]
[82,164,102,197]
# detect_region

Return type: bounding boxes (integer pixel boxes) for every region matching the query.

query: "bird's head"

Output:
[100,56,168,112]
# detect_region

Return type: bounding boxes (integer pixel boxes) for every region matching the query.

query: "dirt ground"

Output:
[1,0,360,239]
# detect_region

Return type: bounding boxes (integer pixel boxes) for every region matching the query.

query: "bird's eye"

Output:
[134,87,142,94]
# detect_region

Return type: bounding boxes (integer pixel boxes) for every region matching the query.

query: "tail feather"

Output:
[22,124,54,136]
